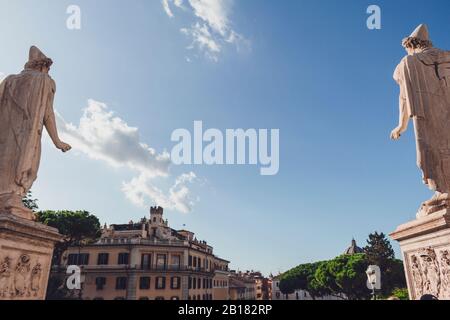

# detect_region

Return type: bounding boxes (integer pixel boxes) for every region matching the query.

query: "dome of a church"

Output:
[344,239,364,255]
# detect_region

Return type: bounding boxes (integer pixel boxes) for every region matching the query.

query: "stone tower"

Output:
[150,206,164,226]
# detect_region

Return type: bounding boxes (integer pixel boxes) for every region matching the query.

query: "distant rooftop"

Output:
[344,239,364,255]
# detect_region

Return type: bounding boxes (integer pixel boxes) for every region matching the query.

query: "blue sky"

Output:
[1,0,450,275]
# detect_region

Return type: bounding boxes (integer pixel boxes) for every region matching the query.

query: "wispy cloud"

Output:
[122,171,197,214]
[56,99,197,213]
[162,0,248,61]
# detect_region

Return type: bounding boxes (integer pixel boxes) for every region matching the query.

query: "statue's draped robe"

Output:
[0,69,56,197]
[394,48,450,192]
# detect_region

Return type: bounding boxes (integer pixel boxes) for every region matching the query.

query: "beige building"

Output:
[251,272,271,300]
[228,271,258,300]
[53,207,230,300]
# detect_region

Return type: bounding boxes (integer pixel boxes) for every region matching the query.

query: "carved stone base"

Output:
[390,209,450,300]
[0,213,62,300]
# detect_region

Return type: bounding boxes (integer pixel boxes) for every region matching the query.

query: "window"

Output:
[156,254,167,270]
[140,277,151,290]
[67,254,78,265]
[171,255,181,269]
[116,277,127,290]
[188,277,192,289]
[188,255,192,267]
[139,297,149,300]
[155,277,166,290]
[171,296,180,300]
[155,297,165,300]
[67,253,89,265]
[198,258,202,269]
[203,278,206,289]
[95,277,106,290]
[171,277,181,289]
[118,253,129,265]
[198,278,201,289]
[193,278,197,289]
[97,253,109,265]
[141,254,151,270]
[78,254,89,265]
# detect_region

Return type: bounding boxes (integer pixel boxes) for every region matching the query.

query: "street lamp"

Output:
[366,265,381,300]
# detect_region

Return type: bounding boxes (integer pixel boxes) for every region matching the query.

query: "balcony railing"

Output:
[97,238,189,247]
[95,238,215,255]
[53,264,216,274]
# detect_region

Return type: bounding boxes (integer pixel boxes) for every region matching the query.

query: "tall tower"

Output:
[150,206,164,226]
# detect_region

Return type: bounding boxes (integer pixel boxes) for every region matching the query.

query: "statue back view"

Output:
[0,46,71,220]
[391,24,450,217]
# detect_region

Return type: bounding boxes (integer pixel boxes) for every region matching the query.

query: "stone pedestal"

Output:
[390,209,450,300]
[0,214,62,300]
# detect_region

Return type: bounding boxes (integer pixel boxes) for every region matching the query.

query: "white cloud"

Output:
[56,99,197,213]
[162,0,248,61]
[188,0,230,36]
[122,171,197,214]
[162,0,174,17]
[181,22,221,61]
[0,72,5,82]
[162,0,184,17]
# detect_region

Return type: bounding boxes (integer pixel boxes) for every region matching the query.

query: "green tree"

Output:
[22,191,39,211]
[36,210,101,264]
[315,254,370,300]
[364,232,395,269]
[36,210,101,300]
[390,288,409,300]
[382,259,407,297]
[364,232,406,296]
[279,262,330,300]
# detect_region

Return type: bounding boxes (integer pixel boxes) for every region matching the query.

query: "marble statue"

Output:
[391,24,450,218]
[0,46,71,220]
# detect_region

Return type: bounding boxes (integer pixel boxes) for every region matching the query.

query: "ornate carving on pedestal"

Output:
[0,214,62,300]
[390,208,450,300]
[439,250,450,297]
[0,253,44,299]
[410,255,424,298]
[0,257,12,298]
[406,246,450,299]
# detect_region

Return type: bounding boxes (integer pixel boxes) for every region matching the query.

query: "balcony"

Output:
[98,238,189,247]
[96,238,214,254]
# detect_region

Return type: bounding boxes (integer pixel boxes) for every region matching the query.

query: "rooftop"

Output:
[344,239,364,255]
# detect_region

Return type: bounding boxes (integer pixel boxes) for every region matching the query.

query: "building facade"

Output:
[53,207,230,300]
[228,271,270,300]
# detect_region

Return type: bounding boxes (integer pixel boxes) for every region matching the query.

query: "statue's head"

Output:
[24,46,53,73]
[402,24,433,55]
